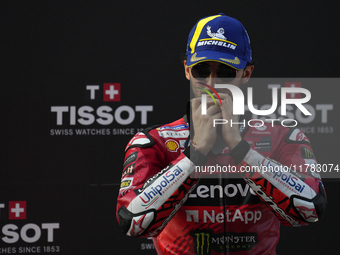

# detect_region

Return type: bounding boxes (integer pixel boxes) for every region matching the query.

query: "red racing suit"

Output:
[116,115,327,255]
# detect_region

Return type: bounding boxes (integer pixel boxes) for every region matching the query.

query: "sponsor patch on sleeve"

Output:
[122,164,135,178]
[120,177,134,190]
[157,124,188,131]
[301,147,315,159]
[123,151,138,167]
[165,140,179,152]
[158,130,189,138]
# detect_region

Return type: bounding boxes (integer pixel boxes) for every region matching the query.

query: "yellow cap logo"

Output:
[219,57,240,65]
[190,53,207,63]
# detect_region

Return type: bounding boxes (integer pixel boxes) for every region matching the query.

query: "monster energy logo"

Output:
[191,231,258,254]
[302,147,315,159]
[193,231,212,255]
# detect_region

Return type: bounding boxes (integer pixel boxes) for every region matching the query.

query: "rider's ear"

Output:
[241,65,254,84]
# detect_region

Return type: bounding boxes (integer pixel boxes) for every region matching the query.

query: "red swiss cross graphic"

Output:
[103,83,121,102]
[284,82,301,99]
[9,201,26,220]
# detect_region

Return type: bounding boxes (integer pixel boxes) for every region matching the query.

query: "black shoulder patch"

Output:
[125,125,160,151]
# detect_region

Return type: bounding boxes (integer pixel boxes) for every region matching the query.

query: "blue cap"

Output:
[186,14,252,70]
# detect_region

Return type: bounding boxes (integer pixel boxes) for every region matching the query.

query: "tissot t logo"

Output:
[9,201,26,220]
[103,83,121,102]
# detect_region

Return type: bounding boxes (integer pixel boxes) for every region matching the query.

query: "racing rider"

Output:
[116,14,327,255]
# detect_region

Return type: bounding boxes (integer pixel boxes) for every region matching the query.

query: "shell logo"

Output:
[165,140,179,152]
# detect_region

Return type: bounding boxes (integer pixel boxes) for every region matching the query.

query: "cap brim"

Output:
[186,51,248,70]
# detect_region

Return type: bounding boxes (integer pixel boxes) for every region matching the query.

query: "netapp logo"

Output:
[185,209,262,224]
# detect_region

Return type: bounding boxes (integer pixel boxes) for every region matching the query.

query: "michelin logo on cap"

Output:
[186,13,252,69]
[206,26,227,40]
[196,26,237,50]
